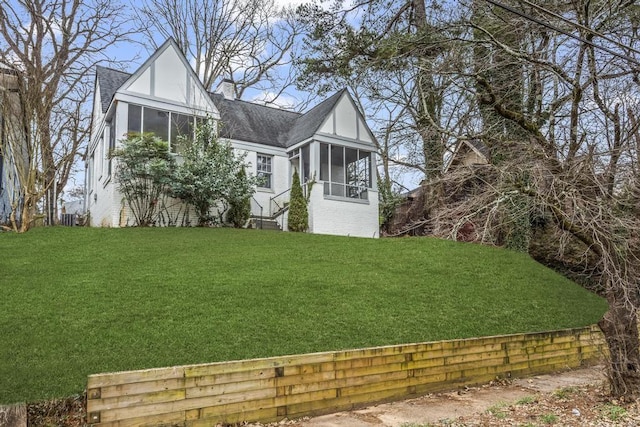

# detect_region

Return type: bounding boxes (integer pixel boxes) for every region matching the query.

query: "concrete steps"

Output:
[250,217,281,231]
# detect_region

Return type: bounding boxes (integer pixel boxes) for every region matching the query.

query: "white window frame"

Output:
[256,154,273,189]
[320,143,372,201]
[127,103,199,154]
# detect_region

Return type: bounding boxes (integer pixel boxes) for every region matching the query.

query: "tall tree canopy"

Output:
[297,0,474,188]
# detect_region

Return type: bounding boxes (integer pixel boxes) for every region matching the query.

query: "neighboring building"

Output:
[389,139,491,236]
[86,39,379,238]
[444,139,489,173]
[0,69,25,227]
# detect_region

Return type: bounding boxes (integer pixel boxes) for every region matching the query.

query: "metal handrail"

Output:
[268,180,315,215]
[269,187,291,217]
[251,196,263,229]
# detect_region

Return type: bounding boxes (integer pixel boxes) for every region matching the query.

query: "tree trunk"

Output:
[16,193,36,233]
[413,0,443,181]
[598,302,640,398]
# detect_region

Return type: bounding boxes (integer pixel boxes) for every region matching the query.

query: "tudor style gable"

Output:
[316,91,375,144]
[117,39,216,116]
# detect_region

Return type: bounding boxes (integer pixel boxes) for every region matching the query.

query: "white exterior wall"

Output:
[308,186,379,238]
[232,141,289,218]
[317,95,374,144]
[87,101,129,227]
[334,97,358,139]
[88,41,219,227]
[300,93,379,238]
[91,81,104,142]
[87,42,380,237]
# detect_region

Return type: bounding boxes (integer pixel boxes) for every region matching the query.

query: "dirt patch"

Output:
[26,393,85,427]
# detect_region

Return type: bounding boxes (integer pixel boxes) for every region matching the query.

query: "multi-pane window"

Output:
[127,104,197,153]
[320,143,371,200]
[257,154,272,189]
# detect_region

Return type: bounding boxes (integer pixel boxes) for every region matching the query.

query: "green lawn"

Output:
[0,227,607,403]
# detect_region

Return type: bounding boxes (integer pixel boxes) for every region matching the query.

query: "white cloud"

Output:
[250,91,297,109]
[272,0,308,9]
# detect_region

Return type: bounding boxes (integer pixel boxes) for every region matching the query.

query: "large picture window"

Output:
[144,108,169,142]
[127,104,197,153]
[257,154,272,189]
[320,143,371,200]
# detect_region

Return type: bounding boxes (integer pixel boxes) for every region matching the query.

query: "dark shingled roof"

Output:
[96,66,131,113]
[210,90,345,148]
[284,90,345,147]
[210,93,301,148]
[95,65,346,148]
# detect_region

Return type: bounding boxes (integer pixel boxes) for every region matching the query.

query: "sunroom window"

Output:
[320,143,371,200]
[127,104,197,154]
[289,145,311,182]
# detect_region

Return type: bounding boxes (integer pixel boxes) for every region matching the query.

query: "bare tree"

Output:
[0,0,138,231]
[302,0,640,397]
[429,0,640,397]
[136,0,303,104]
[0,69,30,231]
[296,0,457,184]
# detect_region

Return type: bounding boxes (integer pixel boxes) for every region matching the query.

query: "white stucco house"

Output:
[85,39,379,238]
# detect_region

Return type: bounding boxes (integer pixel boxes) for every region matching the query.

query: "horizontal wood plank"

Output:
[87,325,605,426]
[88,388,186,412]
[185,367,275,388]
[88,366,185,389]
[99,378,186,400]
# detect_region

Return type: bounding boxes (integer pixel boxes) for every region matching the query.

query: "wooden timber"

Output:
[87,325,606,426]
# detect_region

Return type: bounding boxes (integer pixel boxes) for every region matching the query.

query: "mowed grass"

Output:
[0,227,607,403]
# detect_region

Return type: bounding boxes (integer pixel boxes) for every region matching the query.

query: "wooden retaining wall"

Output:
[86,325,606,426]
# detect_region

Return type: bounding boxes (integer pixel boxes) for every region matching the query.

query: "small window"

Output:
[107,120,116,177]
[257,154,272,189]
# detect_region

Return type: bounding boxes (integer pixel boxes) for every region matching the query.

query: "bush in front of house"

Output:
[288,169,308,232]
[227,168,252,228]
